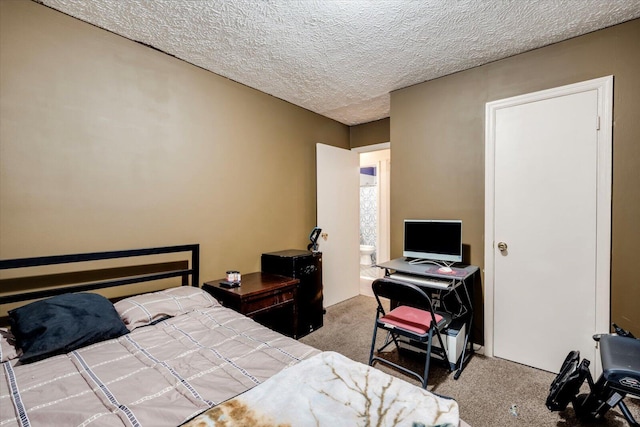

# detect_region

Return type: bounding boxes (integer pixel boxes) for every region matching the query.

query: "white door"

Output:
[485,77,612,374]
[316,143,360,307]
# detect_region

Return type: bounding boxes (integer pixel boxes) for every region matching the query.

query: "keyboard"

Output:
[389,273,453,289]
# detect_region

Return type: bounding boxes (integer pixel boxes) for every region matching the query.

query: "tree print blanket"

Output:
[182,351,459,427]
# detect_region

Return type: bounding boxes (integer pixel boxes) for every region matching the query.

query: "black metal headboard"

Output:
[0,244,200,305]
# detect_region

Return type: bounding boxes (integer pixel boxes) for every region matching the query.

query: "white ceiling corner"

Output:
[39,0,640,126]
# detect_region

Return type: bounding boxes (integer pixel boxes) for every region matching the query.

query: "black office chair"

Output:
[546,326,640,426]
[368,278,451,388]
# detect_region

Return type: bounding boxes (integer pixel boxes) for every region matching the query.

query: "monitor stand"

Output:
[407,258,434,266]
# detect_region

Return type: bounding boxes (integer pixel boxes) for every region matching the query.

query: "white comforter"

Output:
[183,351,460,427]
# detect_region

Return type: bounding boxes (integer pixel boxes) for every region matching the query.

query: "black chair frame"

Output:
[368,278,451,388]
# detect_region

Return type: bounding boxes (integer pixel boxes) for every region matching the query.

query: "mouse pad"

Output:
[424,266,467,277]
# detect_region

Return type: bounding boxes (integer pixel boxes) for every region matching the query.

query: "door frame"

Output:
[483,76,613,367]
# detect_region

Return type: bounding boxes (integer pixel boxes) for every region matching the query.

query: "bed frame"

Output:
[0,243,467,427]
[0,244,199,309]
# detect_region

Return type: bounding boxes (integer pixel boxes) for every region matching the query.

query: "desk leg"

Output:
[454,277,475,380]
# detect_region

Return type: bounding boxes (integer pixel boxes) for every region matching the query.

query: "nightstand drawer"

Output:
[242,289,295,316]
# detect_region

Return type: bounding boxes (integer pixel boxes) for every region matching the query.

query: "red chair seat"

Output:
[380,305,443,335]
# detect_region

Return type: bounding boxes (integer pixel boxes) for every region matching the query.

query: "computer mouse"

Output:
[438,266,453,273]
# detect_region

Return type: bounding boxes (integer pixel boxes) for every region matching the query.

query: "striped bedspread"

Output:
[1,304,319,426]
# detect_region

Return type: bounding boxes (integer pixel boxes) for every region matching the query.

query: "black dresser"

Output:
[261,249,323,338]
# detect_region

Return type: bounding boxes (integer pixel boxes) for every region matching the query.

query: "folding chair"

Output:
[368,278,451,388]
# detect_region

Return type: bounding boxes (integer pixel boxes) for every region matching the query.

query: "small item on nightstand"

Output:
[226,270,241,282]
[219,280,240,288]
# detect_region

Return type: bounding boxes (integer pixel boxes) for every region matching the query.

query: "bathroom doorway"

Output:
[353,144,390,296]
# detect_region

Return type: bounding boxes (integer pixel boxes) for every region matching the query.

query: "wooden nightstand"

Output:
[202,272,300,338]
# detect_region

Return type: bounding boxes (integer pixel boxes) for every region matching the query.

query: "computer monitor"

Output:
[403,219,463,263]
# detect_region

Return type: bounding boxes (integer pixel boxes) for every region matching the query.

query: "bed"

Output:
[1,245,463,427]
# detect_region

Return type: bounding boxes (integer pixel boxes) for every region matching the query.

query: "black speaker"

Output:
[261,249,323,338]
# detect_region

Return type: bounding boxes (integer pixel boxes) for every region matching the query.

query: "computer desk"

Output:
[377,257,479,379]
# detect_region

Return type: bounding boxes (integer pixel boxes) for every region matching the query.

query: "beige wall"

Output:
[0,1,349,290]
[3,1,638,336]
[391,18,640,337]
[350,118,390,148]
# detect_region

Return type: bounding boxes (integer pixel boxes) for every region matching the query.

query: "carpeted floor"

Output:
[300,295,639,427]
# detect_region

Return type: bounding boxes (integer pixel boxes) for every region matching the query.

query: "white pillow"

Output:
[114,286,217,331]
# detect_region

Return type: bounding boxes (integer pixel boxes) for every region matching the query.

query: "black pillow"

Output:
[9,293,129,363]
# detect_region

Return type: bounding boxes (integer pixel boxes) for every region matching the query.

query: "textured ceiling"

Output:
[39,0,640,126]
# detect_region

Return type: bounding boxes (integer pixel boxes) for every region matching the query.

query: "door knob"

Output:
[497,242,508,252]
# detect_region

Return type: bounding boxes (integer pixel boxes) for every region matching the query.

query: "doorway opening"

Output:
[359,163,378,277]
[353,144,390,296]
